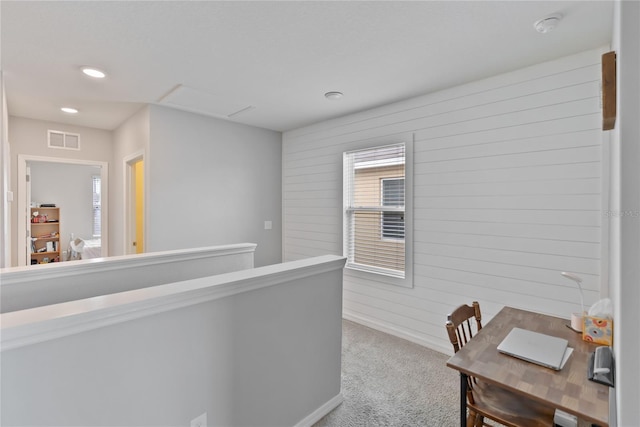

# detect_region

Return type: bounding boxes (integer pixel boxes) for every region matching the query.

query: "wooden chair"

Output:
[446,302,555,427]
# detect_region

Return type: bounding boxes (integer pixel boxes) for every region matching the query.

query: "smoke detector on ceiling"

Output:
[534,13,563,34]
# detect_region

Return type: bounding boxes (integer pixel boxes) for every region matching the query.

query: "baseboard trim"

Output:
[343,311,453,356]
[293,393,344,427]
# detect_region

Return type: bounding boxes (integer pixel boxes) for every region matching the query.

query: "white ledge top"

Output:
[1,255,346,351]
[0,243,257,284]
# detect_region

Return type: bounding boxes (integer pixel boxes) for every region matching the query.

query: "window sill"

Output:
[344,264,413,289]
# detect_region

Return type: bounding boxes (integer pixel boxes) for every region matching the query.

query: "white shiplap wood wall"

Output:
[282,48,607,354]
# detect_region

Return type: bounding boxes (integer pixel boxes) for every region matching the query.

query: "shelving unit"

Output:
[30,206,60,264]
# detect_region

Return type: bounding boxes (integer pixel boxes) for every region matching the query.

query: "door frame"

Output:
[17,155,109,266]
[124,151,145,255]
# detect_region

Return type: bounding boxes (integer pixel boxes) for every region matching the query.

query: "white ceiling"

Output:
[1,1,613,132]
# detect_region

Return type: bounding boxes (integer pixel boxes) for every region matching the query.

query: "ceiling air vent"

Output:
[48,130,80,150]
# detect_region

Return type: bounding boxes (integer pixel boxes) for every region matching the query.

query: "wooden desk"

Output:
[446,306,610,427]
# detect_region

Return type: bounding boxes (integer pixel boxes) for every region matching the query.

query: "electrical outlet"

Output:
[264,220,272,230]
[190,412,207,427]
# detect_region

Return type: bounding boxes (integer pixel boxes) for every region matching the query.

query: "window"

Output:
[344,143,406,279]
[92,175,101,237]
[381,178,405,240]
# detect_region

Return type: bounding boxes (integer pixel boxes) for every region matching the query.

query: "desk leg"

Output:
[460,372,467,427]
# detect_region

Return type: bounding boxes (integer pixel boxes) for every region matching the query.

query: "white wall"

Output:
[1,243,256,313]
[29,162,100,245]
[1,255,345,427]
[610,1,640,425]
[283,47,607,354]
[147,105,282,267]
[10,106,283,267]
[8,117,112,265]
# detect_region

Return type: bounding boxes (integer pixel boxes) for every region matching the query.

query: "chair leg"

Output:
[474,414,484,427]
[466,411,476,427]
[467,409,482,427]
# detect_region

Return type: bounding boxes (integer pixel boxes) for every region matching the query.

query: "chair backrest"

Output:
[446,301,482,353]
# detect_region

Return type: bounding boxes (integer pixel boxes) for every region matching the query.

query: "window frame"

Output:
[343,137,413,289]
[92,175,101,237]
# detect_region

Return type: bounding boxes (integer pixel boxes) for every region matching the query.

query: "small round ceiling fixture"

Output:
[61,107,79,114]
[534,13,563,34]
[325,91,344,100]
[81,67,106,79]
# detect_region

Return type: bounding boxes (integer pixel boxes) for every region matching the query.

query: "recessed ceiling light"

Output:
[325,91,344,100]
[534,14,563,34]
[81,67,106,79]
[61,107,78,114]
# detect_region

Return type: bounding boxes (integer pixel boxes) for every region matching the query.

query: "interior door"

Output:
[127,158,144,254]
[134,159,144,254]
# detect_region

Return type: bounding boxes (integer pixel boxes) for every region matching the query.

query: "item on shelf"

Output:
[31,214,48,223]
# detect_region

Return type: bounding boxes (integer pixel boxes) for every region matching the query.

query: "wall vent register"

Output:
[48,130,80,150]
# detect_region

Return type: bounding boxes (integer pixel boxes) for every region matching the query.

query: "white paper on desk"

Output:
[560,347,574,369]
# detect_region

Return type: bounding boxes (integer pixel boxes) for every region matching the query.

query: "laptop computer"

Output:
[497,327,569,370]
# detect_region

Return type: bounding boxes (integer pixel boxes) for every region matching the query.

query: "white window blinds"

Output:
[92,175,101,237]
[344,143,406,278]
[382,178,405,239]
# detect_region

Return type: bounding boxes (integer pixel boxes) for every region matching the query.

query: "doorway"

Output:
[17,155,109,266]
[125,154,144,255]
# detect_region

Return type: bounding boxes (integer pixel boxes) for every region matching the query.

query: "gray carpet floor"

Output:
[313,320,460,427]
